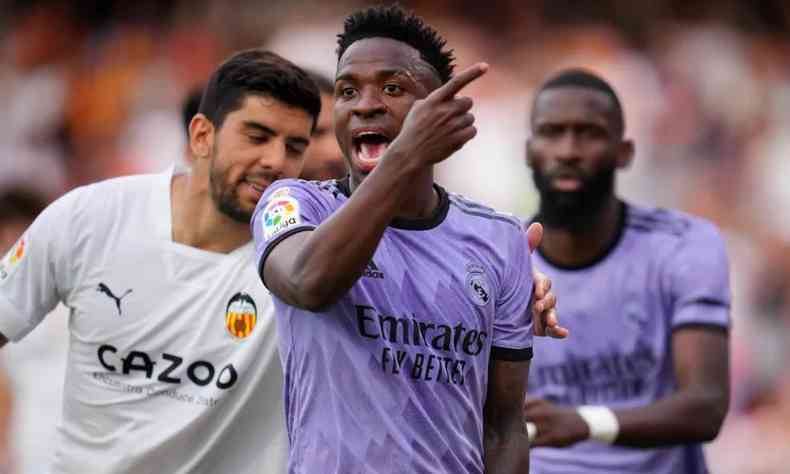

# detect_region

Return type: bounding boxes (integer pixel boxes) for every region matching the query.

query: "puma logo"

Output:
[97,283,133,316]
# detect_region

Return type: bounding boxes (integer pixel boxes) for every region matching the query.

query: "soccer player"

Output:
[523,69,731,473]
[300,71,346,181]
[0,49,321,473]
[254,6,539,473]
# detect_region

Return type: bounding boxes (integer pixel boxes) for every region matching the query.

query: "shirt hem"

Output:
[257,226,317,288]
[0,292,34,342]
[491,345,533,361]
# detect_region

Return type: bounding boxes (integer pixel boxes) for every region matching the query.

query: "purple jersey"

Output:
[252,178,534,474]
[529,204,731,474]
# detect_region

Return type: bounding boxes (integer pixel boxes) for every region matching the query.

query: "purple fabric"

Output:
[252,178,534,474]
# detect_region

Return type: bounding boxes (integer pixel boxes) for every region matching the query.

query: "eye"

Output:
[249,135,269,144]
[286,143,307,156]
[383,83,402,95]
[537,124,563,137]
[580,125,607,139]
[340,87,357,99]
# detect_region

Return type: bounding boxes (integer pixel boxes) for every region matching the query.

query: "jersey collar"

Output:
[336,176,450,231]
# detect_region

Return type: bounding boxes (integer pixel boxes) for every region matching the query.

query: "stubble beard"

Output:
[208,150,253,224]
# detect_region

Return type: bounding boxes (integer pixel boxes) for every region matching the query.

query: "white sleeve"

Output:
[0,190,77,342]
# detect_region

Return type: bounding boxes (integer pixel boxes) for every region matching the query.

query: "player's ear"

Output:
[616,139,634,169]
[189,113,215,162]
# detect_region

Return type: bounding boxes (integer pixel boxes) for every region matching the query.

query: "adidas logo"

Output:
[363,260,384,279]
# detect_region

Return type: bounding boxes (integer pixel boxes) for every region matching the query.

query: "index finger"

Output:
[429,62,489,102]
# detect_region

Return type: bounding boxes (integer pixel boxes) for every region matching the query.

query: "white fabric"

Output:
[1,303,68,474]
[0,170,286,473]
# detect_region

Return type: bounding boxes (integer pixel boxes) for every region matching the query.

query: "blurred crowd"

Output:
[2,0,790,472]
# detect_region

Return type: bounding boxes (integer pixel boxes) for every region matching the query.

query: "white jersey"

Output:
[0,170,286,473]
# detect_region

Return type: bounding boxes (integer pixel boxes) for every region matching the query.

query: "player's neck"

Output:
[170,173,251,253]
[539,197,624,268]
[395,168,439,220]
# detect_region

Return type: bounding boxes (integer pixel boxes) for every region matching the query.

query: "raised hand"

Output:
[526,222,569,339]
[386,63,488,169]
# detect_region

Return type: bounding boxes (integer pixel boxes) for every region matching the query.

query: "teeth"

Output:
[246,179,264,192]
[359,142,389,161]
[355,131,388,140]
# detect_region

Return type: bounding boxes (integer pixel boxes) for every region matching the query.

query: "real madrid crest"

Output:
[225,292,257,340]
[465,263,491,307]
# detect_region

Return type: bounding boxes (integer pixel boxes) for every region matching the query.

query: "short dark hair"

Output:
[336,5,455,84]
[536,69,625,135]
[0,187,48,222]
[306,70,334,95]
[182,85,204,138]
[199,49,321,131]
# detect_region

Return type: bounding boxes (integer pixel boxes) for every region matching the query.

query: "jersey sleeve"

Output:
[0,191,76,342]
[491,226,534,361]
[665,220,731,330]
[252,179,333,281]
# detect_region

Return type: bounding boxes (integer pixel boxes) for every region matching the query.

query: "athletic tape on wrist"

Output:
[525,422,537,442]
[576,405,619,444]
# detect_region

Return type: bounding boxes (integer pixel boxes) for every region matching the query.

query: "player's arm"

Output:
[525,326,728,448]
[526,222,731,448]
[484,226,535,472]
[0,192,77,346]
[261,159,416,311]
[484,358,531,473]
[611,325,728,447]
[262,65,487,311]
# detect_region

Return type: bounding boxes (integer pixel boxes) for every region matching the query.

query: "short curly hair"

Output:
[336,5,455,84]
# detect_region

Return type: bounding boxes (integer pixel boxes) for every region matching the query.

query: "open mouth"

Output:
[352,130,391,172]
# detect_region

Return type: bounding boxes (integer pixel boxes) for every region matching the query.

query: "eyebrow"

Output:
[243,121,310,146]
[242,121,277,136]
[335,68,413,83]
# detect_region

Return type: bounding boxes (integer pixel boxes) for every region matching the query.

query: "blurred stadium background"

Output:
[2,0,790,472]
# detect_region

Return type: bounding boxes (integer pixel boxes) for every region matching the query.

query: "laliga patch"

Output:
[263,196,301,239]
[0,236,26,282]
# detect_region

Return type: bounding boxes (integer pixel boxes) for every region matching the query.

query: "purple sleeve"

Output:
[666,220,731,329]
[251,179,331,279]
[491,227,534,361]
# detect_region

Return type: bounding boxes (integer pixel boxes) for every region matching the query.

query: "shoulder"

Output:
[447,192,523,233]
[263,178,346,205]
[625,203,726,253]
[50,173,163,218]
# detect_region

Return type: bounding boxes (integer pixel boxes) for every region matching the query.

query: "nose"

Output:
[257,141,288,178]
[553,131,581,163]
[352,86,386,119]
